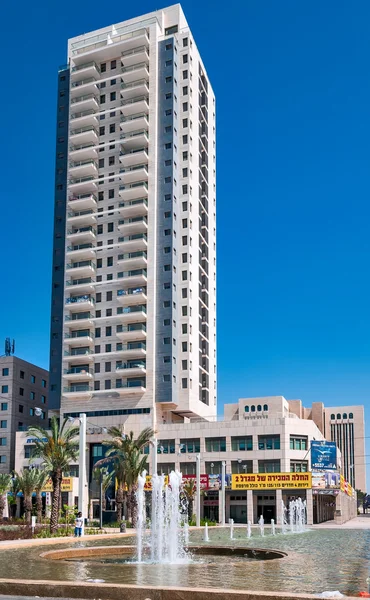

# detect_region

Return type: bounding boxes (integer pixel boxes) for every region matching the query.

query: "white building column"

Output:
[276,489,283,526]
[306,489,313,525]
[247,490,254,523]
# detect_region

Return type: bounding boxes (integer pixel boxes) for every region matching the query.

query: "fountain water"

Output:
[136,470,188,564]
[229,518,234,539]
[271,519,276,535]
[281,500,289,534]
[247,520,252,538]
[258,515,265,537]
[288,498,307,533]
[203,523,209,542]
[184,522,189,546]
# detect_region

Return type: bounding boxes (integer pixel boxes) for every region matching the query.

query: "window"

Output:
[111,59,116,69]
[164,265,171,272]
[165,25,178,35]
[263,404,268,411]
[105,380,111,390]
[205,437,226,452]
[231,436,253,452]
[0,439,6,446]
[0,403,7,411]
[182,54,188,64]
[106,291,113,301]
[101,62,106,72]
[183,70,188,79]
[163,374,170,382]
[330,413,335,420]
[163,337,171,344]
[105,362,111,373]
[258,460,281,473]
[231,460,253,474]
[24,446,32,459]
[182,271,187,281]
[0,421,7,429]
[349,412,354,419]
[164,211,171,218]
[108,222,114,232]
[0,456,5,464]
[109,123,116,134]
[165,60,172,67]
[182,289,187,298]
[109,189,115,199]
[20,370,24,379]
[182,378,187,389]
[182,306,187,316]
[163,319,170,326]
[30,408,35,416]
[42,379,46,388]
[100,94,106,104]
[182,342,187,351]
[258,435,280,450]
[2,368,9,376]
[205,461,222,474]
[1,386,8,394]
[182,360,187,370]
[337,413,341,419]
[41,395,46,404]
[164,246,171,254]
[289,436,307,451]
[179,438,200,453]
[95,327,101,338]
[19,387,24,396]
[163,356,170,363]
[164,229,171,236]
[163,282,171,290]
[105,344,112,353]
[165,43,173,50]
[31,375,36,384]
[290,461,308,473]
[183,37,188,47]
[157,439,176,454]
[182,324,187,334]
[183,86,188,95]
[165,76,173,83]
[110,92,116,101]
[163,301,170,308]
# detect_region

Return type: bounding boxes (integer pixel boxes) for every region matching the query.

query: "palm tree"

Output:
[93,467,113,511]
[96,426,154,525]
[0,473,12,520]
[28,417,79,533]
[16,469,38,524]
[183,478,196,521]
[8,475,20,519]
[33,468,50,524]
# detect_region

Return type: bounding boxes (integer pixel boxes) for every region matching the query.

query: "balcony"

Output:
[70,93,99,112]
[117,305,147,323]
[64,312,94,328]
[67,209,97,227]
[65,295,95,312]
[69,143,98,162]
[65,260,96,277]
[116,324,146,342]
[68,193,97,211]
[71,27,149,60]
[120,114,149,136]
[118,216,147,236]
[115,341,146,359]
[115,379,146,395]
[68,175,98,195]
[63,347,94,363]
[63,366,94,381]
[117,269,147,287]
[66,243,96,260]
[64,330,94,346]
[71,61,100,81]
[69,125,98,145]
[120,79,149,100]
[70,77,99,97]
[119,181,148,201]
[119,163,148,184]
[67,226,96,244]
[63,383,93,398]
[117,233,147,252]
[121,62,149,82]
[117,287,147,306]
[119,198,148,218]
[117,251,147,269]
[69,159,98,178]
[121,46,149,67]
[119,147,148,168]
[120,129,148,150]
[121,95,149,117]
[116,360,146,375]
[70,108,99,129]
[66,277,95,293]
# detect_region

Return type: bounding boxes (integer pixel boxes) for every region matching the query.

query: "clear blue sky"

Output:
[1,1,370,484]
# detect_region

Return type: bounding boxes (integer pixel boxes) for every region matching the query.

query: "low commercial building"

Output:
[15,395,359,525]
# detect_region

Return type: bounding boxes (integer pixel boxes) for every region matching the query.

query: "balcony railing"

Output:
[68,176,96,185]
[63,384,93,392]
[65,312,94,321]
[71,27,148,56]
[71,61,100,73]
[118,216,147,226]
[121,94,149,108]
[67,226,96,235]
[121,46,149,59]
[70,109,98,120]
[118,269,147,278]
[65,295,95,305]
[118,251,147,261]
[120,79,148,90]
[65,331,94,339]
[70,93,98,105]
[68,209,96,218]
[64,348,93,356]
[118,233,147,243]
[66,277,95,286]
[121,62,149,75]
[117,342,146,351]
[117,324,146,333]
[117,287,146,297]
[120,147,148,158]
[119,198,148,209]
[70,125,98,136]
[115,379,146,389]
[67,243,95,252]
[120,164,148,174]
[69,143,96,153]
[120,129,148,141]
[119,305,146,314]
[69,160,98,169]
[64,367,94,375]
[116,360,146,370]
[67,260,96,269]
[71,77,98,88]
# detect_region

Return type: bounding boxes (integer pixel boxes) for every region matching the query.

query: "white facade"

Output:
[58,4,216,428]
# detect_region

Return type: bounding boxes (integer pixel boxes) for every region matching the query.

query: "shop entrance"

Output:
[256,494,276,524]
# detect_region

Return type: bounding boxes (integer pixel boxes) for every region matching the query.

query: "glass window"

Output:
[0,421,7,428]
[258,460,280,473]
[349,412,354,419]
[289,436,307,451]
[343,413,348,419]
[231,460,253,474]
[257,405,262,412]
[337,413,341,419]
[251,405,256,412]
[42,379,47,388]
[1,386,8,393]
[24,446,32,459]
[231,436,253,452]
[20,371,24,379]
[290,461,308,473]
[331,413,335,419]
[157,439,176,454]
[179,438,200,453]
[244,405,249,412]
[205,461,222,474]
[205,437,226,452]
[263,404,268,411]
[2,368,9,376]
[0,456,6,464]
[0,403,7,411]
[258,435,280,450]
[0,438,6,446]
[31,375,36,383]
[30,391,35,400]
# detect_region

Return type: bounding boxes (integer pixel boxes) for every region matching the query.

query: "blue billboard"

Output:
[311,441,337,471]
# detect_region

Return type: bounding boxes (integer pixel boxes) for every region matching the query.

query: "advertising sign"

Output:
[311,441,337,471]
[143,475,169,491]
[231,472,312,490]
[42,477,73,492]
[182,474,209,490]
[312,471,340,490]
[340,475,353,497]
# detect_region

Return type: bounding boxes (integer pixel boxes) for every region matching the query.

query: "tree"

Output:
[0,473,12,520]
[8,475,20,519]
[96,426,154,525]
[33,468,50,524]
[183,478,196,521]
[16,469,39,524]
[28,417,79,533]
[93,467,113,511]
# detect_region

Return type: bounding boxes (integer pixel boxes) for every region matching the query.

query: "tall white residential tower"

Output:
[49,5,217,431]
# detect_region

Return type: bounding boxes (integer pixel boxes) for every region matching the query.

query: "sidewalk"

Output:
[312,514,370,529]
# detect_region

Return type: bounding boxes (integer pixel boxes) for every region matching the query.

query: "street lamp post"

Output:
[221,460,226,527]
[78,413,87,535]
[196,453,201,527]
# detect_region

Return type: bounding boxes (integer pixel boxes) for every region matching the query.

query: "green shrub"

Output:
[189,517,217,527]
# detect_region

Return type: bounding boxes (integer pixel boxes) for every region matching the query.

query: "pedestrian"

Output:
[74,511,83,537]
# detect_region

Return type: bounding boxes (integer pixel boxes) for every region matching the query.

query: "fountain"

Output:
[203,522,209,542]
[229,518,234,539]
[136,470,188,563]
[271,519,276,536]
[288,498,307,533]
[258,514,265,537]
[247,520,252,538]
[281,500,289,534]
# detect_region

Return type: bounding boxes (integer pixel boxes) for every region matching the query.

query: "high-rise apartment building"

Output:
[0,356,48,473]
[49,5,217,431]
